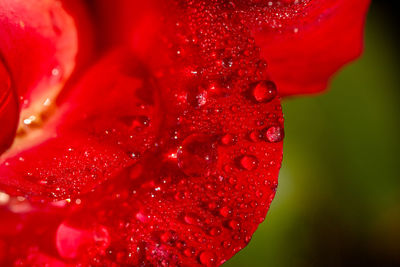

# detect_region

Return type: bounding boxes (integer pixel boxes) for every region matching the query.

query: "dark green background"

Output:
[225,2,400,266]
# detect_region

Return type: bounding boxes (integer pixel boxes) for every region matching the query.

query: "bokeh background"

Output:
[226,1,400,266]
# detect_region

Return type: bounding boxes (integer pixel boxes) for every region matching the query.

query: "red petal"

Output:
[0,135,132,199]
[1,2,283,265]
[0,201,66,266]
[0,0,93,150]
[0,0,79,103]
[0,0,371,265]
[240,0,371,96]
[86,0,370,97]
[86,0,161,54]
[0,60,18,154]
[0,51,159,200]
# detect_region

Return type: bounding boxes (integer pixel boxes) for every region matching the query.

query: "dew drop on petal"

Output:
[219,206,232,217]
[221,133,236,146]
[227,219,240,230]
[56,222,110,259]
[265,126,284,142]
[130,116,150,131]
[252,81,277,103]
[239,155,259,171]
[199,250,216,266]
[177,134,218,176]
[184,247,195,257]
[135,211,149,223]
[208,227,222,236]
[184,213,199,225]
[249,130,261,142]
[222,57,233,68]
[160,230,177,244]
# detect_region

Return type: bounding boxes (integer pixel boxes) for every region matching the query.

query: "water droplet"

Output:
[222,57,233,68]
[50,65,63,84]
[128,151,140,160]
[227,219,240,230]
[252,81,277,103]
[199,250,216,266]
[176,240,186,249]
[56,222,110,259]
[208,227,222,236]
[184,247,195,257]
[93,225,110,251]
[265,126,284,142]
[219,206,232,217]
[177,134,218,176]
[196,91,208,107]
[160,230,177,244]
[135,211,149,223]
[184,214,199,225]
[222,240,231,248]
[208,201,217,210]
[239,155,259,170]
[207,82,224,96]
[187,87,209,108]
[121,116,150,131]
[249,130,261,142]
[51,67,61,77]
[221,133,236,145]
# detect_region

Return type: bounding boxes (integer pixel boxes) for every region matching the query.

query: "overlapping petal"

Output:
[0,60,18,154]
[239,0,371,96]
[89,0,371,97]
[0,0,92,152]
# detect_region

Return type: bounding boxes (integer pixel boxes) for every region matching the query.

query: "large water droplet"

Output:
[177,134,218,176]
[56,222,110,259]
[265,126,284,142]
[222,57,233,68]
[183,213,201,225]
[187,88,208,108]
[219,206,232,217]
[135,211,149,223]
[227,219,240,230]
[221,133,236,145]
[208,227,222,236]
[252,81,277,103]
[199,250,217,266]
[238,155,259,171]
[184,247,195,257]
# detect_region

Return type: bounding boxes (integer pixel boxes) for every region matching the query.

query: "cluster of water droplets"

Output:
[91,1,284,265]
[236,0,311,32]
[1,1,285,266]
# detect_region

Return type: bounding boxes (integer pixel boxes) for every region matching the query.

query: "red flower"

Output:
[0,0,370,266]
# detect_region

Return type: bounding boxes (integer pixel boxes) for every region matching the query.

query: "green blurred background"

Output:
[226,1,400,266]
